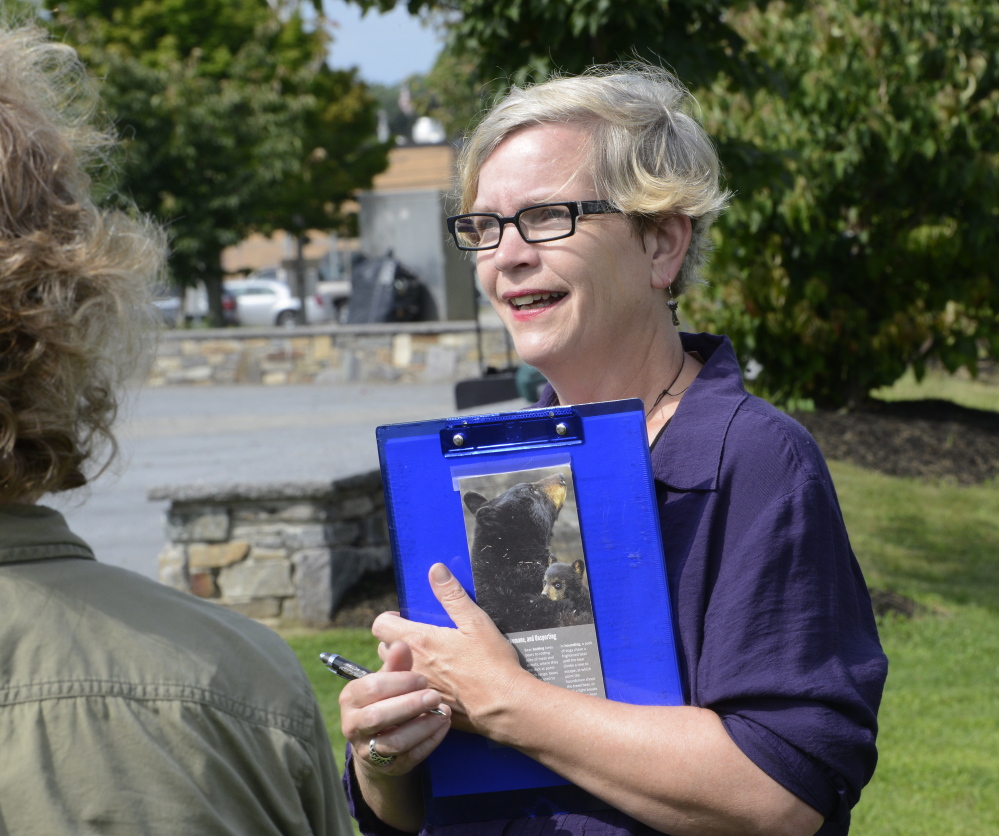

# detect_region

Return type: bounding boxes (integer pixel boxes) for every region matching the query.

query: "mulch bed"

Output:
[791,399,999,487]
[331,398,999,627]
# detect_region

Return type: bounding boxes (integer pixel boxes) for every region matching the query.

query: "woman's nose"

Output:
[491,221,539,271]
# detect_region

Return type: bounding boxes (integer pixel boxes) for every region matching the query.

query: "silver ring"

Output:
[368,736,396,767]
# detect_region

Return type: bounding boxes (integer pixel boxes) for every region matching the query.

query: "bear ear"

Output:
[463,491,487,515]
[572,559,585,578]
[548,553,558,567]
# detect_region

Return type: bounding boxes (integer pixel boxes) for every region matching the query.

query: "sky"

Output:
[322,1,445,86]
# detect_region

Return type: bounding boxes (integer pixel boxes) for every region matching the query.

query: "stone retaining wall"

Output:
[149,321,520,386]
[151,474,389,627]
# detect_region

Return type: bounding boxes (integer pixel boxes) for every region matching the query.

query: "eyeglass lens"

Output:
[453,204,575,249]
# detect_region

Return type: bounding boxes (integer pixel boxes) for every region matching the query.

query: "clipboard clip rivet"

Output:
[452,433,466,447]
[555,422,568,436]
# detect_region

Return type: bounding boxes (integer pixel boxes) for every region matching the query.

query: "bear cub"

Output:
[464,472,567,633]
[541,555,593,627]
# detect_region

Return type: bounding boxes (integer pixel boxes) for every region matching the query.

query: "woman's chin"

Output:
[511,341,563,376]
[507,313,584,375]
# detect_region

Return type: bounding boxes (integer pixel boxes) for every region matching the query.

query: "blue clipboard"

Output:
[376,399,683,826]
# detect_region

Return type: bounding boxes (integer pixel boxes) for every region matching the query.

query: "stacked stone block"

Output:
[152,473,391,627]
[148,321,520,387]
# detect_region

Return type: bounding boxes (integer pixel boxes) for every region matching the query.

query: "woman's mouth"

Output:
[509,291,567,311]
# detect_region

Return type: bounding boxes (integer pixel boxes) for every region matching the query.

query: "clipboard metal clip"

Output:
[441,410,583,456]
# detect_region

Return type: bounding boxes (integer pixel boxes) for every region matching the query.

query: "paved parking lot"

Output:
[50,382,525,579]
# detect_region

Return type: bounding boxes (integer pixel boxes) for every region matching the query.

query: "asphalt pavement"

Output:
[49,381,525,580]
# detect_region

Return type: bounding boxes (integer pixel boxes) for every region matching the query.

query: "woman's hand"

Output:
[371,563,531,736]
[344,564,531,832]
[339,640,450,778]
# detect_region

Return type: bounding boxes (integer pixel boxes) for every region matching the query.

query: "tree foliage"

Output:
[47,0,388,323]
[693,0,999,407]
[354,0,777,143]
[353,0,775,89]
[406,51,494,140]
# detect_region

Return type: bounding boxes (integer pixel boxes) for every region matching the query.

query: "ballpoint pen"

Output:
[320,652,448,716]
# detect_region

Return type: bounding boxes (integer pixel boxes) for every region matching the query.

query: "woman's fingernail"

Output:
[430,563,451,585]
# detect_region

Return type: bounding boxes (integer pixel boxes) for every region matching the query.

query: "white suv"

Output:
[224,277,334,327]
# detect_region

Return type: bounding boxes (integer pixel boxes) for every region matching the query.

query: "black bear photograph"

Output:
[541,556,594,627]
[460,466,584,634]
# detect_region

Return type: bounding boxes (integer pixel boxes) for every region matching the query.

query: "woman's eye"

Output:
[523,206,570,227]
[539,207,569,222]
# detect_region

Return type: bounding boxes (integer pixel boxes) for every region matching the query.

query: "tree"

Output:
[250,62,390,321]
[345,0,782,146]
[405,51,492,141]
[47,0,388,325]
[350,0,779,144]
[350,0,773,89]
[691,0,999,407]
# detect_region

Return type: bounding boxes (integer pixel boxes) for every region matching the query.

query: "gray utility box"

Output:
[358,189,475,321]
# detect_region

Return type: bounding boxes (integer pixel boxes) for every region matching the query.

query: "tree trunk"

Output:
[203,250,225,329]
[294,232,309,325]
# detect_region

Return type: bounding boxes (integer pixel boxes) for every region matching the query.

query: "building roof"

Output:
[369,144,456,193]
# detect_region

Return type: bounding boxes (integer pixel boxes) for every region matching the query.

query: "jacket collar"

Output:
[535,332,747,492]
[0,504,96,565]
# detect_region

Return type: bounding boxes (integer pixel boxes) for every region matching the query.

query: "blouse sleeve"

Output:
[342,744,418,836]
[694,461,886,829]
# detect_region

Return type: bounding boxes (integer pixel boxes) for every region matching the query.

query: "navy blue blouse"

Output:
[345,332,887,836]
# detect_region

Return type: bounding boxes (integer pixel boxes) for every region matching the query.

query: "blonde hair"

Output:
[0,24,165,501]
[457,63,730,293]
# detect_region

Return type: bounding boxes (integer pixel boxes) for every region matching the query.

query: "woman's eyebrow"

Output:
[470,197,569,213]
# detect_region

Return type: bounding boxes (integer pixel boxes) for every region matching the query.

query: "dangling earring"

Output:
[667,284,680,327]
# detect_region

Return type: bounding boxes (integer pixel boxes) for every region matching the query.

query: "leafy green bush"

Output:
[694,0,999,407]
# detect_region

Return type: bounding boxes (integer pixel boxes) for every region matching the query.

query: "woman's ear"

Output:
[648,215,692,290]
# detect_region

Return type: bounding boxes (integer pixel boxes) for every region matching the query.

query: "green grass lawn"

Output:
[871,366,999,413]
[829,461,999,834]
[284,374,999,834]
[284,627,381,775]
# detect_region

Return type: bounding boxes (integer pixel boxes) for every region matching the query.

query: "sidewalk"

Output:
[50,381,525,580]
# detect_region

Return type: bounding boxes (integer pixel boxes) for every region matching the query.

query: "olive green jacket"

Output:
[0,504,352,835]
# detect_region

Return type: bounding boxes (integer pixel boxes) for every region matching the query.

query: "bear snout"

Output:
[537,473,567,511]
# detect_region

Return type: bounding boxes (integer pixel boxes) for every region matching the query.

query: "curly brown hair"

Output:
[0,24,165,502]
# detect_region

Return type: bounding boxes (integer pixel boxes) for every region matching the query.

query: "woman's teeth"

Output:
[510,291,566,310]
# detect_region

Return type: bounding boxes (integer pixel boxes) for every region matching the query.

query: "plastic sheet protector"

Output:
[376,398,683,825]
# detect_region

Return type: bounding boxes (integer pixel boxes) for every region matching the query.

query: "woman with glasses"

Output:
[340,64,886,836]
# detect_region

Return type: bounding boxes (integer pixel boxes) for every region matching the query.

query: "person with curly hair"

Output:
[0,23,352,834]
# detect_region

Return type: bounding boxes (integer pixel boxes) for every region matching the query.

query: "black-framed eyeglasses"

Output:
[446,200,622,251]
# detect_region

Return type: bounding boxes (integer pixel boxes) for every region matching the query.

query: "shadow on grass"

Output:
[824,448,997,616]
[859,490,999,615]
